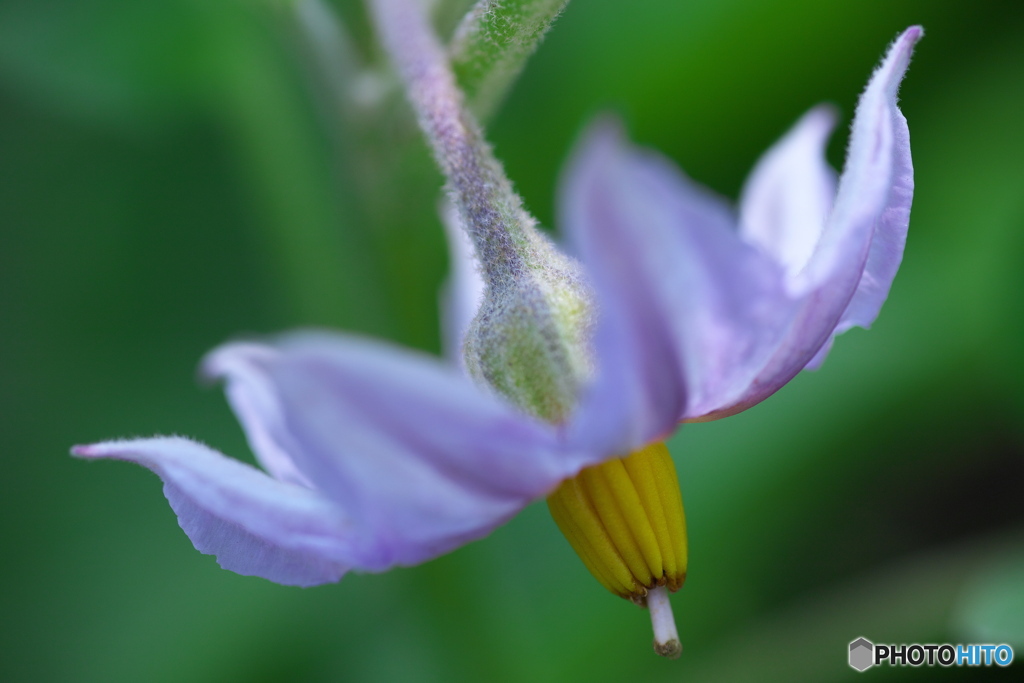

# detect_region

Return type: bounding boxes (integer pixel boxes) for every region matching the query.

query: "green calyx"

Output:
[463,228,593,424]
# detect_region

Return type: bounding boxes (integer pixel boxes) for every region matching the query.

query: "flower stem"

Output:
[648,585,682,659]
[369,0,535,287]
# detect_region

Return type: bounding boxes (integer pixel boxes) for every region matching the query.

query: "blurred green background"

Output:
[2,0,1023,680]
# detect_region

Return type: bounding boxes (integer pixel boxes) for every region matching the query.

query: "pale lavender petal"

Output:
[203,343,312,488]
[438,199,485,367]
[698,27,922,418]
[800,27,921,296]
[831,57,915,334]
[802,335,834,372]
[559,120,687,452]
[739,105,838,284]
[72,437,353,586]
[562,120,801,423]
[205,334,568,571]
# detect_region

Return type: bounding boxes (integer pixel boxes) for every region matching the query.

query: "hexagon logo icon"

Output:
[849,637,874,672]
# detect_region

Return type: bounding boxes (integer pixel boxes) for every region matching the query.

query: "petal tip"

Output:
[587,112,626,137]
[71,439,149,461]
[200,342,273,383]
[860,26,924,106]
[901,25,924,43]
[885,26,924,80]
[577,112,630,160]
[70,444,95,458]
[808,102,840,127]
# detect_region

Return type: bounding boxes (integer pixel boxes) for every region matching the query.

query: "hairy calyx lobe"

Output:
[464,229,593,423]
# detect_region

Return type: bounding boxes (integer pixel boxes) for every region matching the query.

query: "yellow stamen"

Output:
[547,441,688,599]
[547,493,623,595]
[548,442,688,657]
[549,476,639,596]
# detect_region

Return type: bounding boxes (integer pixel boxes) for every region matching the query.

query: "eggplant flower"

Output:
[74,20,921,659]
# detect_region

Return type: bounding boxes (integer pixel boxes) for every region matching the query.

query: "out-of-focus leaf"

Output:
[952,544,1024,646]
[0,0,209,126]
[196,0,395,333]
[675,533,1024,682]
[294,0,368,112]
[291,0,450,350]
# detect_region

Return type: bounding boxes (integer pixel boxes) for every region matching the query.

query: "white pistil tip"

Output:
[647,585,681,659]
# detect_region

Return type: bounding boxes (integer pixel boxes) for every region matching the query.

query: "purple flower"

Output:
[73,26,921,597]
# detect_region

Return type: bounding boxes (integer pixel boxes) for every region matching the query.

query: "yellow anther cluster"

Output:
[548,442,687,601]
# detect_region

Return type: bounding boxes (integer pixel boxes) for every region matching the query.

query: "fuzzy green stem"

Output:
[369,0,536,289]
[370,0,592,423]
[449,0,569,120]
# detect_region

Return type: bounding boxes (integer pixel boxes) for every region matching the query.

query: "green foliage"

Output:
[953,544,1024,647]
